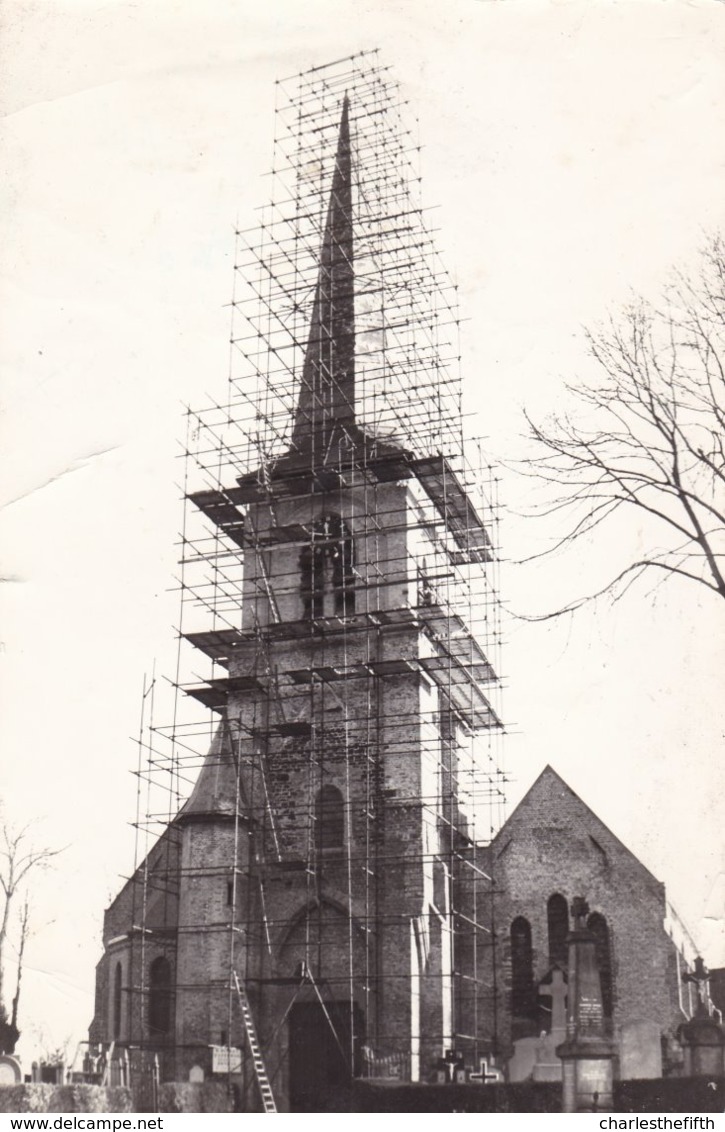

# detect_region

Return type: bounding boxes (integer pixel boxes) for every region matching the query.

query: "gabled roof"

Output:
[493,764,663,889]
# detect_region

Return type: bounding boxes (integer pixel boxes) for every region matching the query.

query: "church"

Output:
[88,55,708,1112]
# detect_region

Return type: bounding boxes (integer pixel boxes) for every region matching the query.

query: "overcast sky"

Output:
[1,0,724,1062]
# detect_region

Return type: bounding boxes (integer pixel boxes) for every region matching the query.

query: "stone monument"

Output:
[678,957,725,1077]
[556,896,616,1112]
[532,967,568,1082]
[508,966,568,1082]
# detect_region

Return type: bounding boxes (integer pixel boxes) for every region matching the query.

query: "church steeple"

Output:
[91,60,507,1106]
[289,95,355,461]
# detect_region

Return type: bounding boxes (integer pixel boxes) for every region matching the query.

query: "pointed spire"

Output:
[290,95,355,461]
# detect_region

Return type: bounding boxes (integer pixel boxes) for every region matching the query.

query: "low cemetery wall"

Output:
[352,1076,725,1114]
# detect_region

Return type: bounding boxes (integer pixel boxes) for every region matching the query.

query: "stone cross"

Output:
[571,896,590,930]
[539,967,568,1034]
[684,956,711,1018]
[469,1057,504,1085]
[436,1049,465,1084]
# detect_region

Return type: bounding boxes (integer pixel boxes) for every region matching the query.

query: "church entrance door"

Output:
[288,1000,363,1112]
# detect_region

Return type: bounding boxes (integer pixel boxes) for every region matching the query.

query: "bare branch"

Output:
[0,819,63,1031]
[10,900,30,1031]
[514,558,723,622]
[518,234,725,616]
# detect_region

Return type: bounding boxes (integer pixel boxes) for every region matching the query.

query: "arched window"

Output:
[149,955,173,1037]
[300,515,354,618]
[112,961,122,1041]
[315,785,344,851]
[587,912,614,1020]
[510,917,535,1021]
[547,893,569,968]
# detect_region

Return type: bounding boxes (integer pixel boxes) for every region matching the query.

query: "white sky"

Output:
[1,0,724,1063]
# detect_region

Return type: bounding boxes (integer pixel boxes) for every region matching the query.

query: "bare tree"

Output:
[0,822,62,1052]
[10,900,31,1036]
[521,236,725,616]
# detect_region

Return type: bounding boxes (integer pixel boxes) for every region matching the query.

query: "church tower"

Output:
[90,53,504,1113]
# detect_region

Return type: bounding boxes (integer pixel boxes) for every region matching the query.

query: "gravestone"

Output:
[533,967,568,1082]
[508,1037,539,1083]
[619,1019,663,1079]
[678,958,725,1077]
[509,967,568,1082]
[189,1064,205,1083]
[0,1056,22,1086]
[33,1061,65,1085]
[469,1057,504,1084]
[541,967,567,1034]
[556,897,616,1113]
[434,1049,465,1084]
[679,1017,725,1077]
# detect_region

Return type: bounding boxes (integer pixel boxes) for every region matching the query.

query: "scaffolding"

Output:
[117,50,507,1110]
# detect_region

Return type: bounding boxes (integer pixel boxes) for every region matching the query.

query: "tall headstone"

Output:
[540,967,568,1036]
[531,967,568,1082]
[509,966,568,1082]
[556,897,616,1112]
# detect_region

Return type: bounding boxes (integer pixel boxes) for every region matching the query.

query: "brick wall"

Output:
[480,766,688,1067]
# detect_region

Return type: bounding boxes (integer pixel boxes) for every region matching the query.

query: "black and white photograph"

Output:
[1,0,724,1116]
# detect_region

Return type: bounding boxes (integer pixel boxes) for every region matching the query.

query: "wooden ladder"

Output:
[233,971,277,1113]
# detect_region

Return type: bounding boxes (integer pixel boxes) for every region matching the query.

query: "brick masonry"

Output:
[477,765,694,1077]
[89,476,697,1106]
